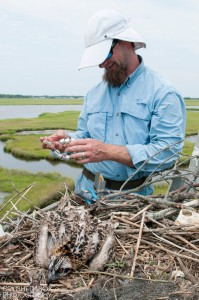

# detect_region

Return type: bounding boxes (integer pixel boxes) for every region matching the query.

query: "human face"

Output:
[99,40,128,87]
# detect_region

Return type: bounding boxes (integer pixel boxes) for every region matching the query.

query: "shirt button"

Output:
[115,133,119,136]
[116,112,120,116]
[116,174,120,177]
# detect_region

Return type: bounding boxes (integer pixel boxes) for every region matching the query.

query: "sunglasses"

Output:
[106,39,119,60]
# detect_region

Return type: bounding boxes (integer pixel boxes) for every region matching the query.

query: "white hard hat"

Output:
[79,9,146,70]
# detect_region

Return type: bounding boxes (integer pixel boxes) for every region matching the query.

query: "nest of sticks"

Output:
[0,180,199,300]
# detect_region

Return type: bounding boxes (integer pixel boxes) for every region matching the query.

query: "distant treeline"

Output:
[0,94,198,100]
[185,97,199,100]
[0,94,83,99]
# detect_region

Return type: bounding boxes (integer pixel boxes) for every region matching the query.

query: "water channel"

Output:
[0,104,82,120]
[0,105,83,181]
[0,105,198,181]
[0,141,82,179]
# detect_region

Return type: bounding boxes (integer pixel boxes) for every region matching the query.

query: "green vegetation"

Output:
[0,167,74,219]
[3,134,82,168]
[0,101,199,212]
[153,183,169,195]
[0,110,81,213]
[181,140,195,158]
[0,110,198,167]
[184,98,199,106]
[0,109,198,137]
[0,111,80,134]
[185,98,199,111]
[0,96,198,106]
[153,140,195,195]
[4,134,52,161]
[0,97,83,105]
[186,111,199,136]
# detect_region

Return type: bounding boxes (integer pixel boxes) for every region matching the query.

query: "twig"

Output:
[0,183,35,214]
[15,253,32,265]
[130,211,146,277]
[151,232,199,258]
[0,282,62,287]
[147,208,177,220]
[170,234,199,253]
[77,271,171,282]
[88,277,95,288]
[176,257,198,284]
[141,239,199,263]
[115,236,131,257]
[114,224,199,235]
[130,204,152,221]
[113,215,140,228]
[147,198,199,220]
[119,139,184,191]
[0,183,35,223]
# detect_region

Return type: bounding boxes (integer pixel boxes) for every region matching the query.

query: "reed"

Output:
[0,97,83,105]
[0,167,74,219]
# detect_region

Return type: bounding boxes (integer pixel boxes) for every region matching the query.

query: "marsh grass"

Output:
[0,110,198,166]
[0,97,83,105]
[0,97,198,106]
[2,134,82,168]
[186,111,199,135]
[1,133,196,167]
[0,111,80,134]
[0,108,198,137]
[181,140,195,159]
[4,135,53,160]
[184,98,199,106]
[0,106,198,214]
[153,183,169,195]
[0,167,74,219]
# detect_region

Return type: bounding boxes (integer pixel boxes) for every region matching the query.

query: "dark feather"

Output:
[34,201,115,283]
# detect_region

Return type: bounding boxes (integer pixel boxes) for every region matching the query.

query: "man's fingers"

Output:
[70,152,89,164]
[67,139,92,152]
[69,138,90,146]
[67,144,88,153]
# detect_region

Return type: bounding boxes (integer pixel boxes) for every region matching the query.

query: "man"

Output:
[41,9,186,195]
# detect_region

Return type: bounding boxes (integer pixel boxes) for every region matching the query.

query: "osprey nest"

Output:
[0,183,199,299]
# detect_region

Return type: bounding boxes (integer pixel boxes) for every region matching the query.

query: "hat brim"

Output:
[113,27,146,50]
[78,39,112,70]
[79,26,146,70]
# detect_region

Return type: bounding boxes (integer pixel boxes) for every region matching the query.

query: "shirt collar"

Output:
[125,55,145,88]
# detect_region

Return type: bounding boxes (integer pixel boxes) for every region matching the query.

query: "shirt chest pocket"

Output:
[120,99,152,144]
[87,111,111,142]
[121,99,152,121]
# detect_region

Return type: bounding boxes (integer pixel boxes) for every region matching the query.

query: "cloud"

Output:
[0,0,198,96]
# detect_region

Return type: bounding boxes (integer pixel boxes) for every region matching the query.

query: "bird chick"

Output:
[34,203,115,283]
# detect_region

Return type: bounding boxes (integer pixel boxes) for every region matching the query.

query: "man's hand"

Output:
[67,138,134,167]
[67,138,108,163]
[40,130,70,152]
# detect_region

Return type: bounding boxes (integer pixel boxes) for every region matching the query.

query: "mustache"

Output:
[103,62,128,87]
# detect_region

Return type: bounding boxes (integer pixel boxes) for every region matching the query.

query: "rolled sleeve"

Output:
[125,91,186,174]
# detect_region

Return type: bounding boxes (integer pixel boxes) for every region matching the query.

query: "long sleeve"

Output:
[125,91,186,174]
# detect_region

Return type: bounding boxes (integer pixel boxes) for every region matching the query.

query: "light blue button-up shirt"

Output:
[70,56,186,195]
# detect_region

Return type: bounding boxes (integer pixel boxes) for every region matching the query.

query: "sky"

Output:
[0,0,198,97]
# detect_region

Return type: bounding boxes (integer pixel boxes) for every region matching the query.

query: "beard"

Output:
[102,62,128,87]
